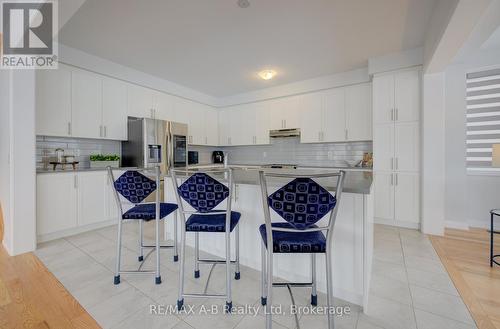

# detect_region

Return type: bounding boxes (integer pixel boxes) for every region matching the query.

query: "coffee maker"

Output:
[212,151,224,164]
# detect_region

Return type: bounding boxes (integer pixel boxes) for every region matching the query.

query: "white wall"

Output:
[421,73,446,235]
[444,48,500,229]
[0,71,12,251]
[0,70,37,255]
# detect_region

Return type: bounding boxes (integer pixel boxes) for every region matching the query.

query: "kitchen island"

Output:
[164,166,373,310]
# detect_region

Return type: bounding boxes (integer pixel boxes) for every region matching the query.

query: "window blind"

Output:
[466,68,500,171]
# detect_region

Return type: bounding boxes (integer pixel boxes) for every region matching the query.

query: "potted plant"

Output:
[89,154,120,169]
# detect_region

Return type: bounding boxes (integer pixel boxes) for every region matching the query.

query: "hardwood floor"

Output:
[430,228,500,329]
[0,204,99,329]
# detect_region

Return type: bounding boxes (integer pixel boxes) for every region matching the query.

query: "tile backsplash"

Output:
[191,137,372,167]
[36,136,121,169]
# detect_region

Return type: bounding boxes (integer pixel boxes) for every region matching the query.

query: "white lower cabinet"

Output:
[394,172,420,225]
[37,171,121,241]
[374,172,395,221]
[37,173,78,236]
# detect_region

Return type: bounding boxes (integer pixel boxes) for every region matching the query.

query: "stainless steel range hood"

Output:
[269,128,301,138]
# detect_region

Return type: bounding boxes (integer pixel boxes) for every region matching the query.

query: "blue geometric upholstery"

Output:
[122,203,178,221]
[114,171,157,204]
[259,223,326,253]
[268,178,336,230]
[186,211,241,232]
[178,173,229,213]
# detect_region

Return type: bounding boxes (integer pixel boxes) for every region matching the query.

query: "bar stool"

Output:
[171,168,241,312]
[108,167,179,285]
[490,209,500,267]
[258,170,345,329]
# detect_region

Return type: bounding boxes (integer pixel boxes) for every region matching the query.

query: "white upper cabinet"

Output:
[102,77,128,140]
[205,107,219,146]
[323,88,346,142]
[255,102,270,145]
[71,68,103,139]
[372,74,394,125]
[154,91,175,121]
[268,96,300,130]
[373,69,420,125]
[218,108,231,146]
[36,64,72,137]
[299,91,324,143]
[127,84,154,118]
[394,70,420,123]
[345,83,372,141]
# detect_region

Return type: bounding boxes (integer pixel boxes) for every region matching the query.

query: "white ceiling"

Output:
[59,0,437,97]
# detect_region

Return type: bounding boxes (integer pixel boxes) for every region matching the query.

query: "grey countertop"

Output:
[36,164,372,194]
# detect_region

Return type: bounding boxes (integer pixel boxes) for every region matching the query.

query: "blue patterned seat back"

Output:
[114,171,157,204]
[178,173,229,213]
[268,178,336,230]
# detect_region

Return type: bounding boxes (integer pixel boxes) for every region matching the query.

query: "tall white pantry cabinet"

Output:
[372,68,420,228]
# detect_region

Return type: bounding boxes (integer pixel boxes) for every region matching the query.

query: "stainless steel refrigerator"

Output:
[121,117,188,174]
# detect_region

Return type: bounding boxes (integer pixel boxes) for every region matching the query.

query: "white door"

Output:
[394,122,419,172]
[299,91,323,143]
[154,92,175,121]
[128,84,154,118]
[394,70,420,123]
[373,172,394,221]
[205,107,219,146]
[218,108,231,146]
[394,172,419,224]
[346,83,372,141]
[36,65,72,137]
[77,172,108,226]
[373,124,394,172]
[36,173,78,235]
[255,102,270,145]
[372,74,395,125]
[71,69,102,139]
[102,77,128,140]
[323,88,346,142]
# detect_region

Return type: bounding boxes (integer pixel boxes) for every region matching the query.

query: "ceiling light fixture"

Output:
[258,70,276,80]
[237,0,250,8]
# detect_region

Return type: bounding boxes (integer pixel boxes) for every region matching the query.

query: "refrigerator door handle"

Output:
[165,123,172,171]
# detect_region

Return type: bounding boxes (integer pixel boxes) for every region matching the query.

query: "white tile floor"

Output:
[34,223,477,329]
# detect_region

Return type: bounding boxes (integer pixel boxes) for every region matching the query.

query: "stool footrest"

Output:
[198,259,236,264]
[273,282,313,287]
[182,293,227,299]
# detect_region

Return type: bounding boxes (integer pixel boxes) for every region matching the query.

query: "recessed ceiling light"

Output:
[237,0,250,8]
[258,70,277,80]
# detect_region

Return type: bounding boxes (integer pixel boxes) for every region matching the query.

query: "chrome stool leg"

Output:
[261,240,267,305]
[177,220,186,310]
[225,229,232,312]
[235,224,241,280]
[155,216,161,284]
[311,253,318,306]
[325,248,334,328]
[138,220,144,262]
[173,210,179,262]
[266,247,273,329]
[114,219,123,285]
[194,232,200,278]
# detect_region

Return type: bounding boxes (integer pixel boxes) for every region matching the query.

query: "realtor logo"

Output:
[1,0,58,69]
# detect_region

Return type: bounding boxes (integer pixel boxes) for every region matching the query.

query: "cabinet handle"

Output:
[345,129,348,140]
[205,136,207,145]
[390,109,394,121]
[74,175,78,188]
[395,108,399,121]
[99,125,102,137]
[395,173,398,186]
[68,122,72,135]
[390,174,394,186]
[104,126,107,137]
[318,131,321,141]
[391,157,394,170]
[395,157,398,170]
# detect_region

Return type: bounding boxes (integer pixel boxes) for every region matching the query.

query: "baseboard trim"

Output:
[445,220,470,230]
[374,217,420,229]
[37,220,116,243]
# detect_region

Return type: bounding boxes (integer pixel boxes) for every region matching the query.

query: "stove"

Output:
[261,164,298,169]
